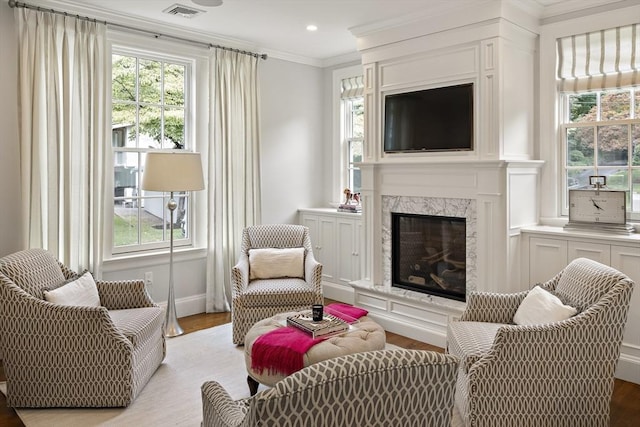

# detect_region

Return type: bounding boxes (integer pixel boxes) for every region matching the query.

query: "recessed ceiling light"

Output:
[306,24,318,32]
[192,0,223,6]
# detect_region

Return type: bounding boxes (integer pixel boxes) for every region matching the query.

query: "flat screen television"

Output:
[383,83,474,153]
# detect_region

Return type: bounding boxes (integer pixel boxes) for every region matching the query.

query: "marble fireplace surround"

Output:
[380,195,477,310]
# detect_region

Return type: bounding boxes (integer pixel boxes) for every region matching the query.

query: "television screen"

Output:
[383,83,474,153]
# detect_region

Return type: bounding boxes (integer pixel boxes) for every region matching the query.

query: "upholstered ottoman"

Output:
[244,310,386,395]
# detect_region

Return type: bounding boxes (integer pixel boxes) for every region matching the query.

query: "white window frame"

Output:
[106,33,207,257]
[342,97,364,195]
[332,65,364,203]
[559,88,640,220]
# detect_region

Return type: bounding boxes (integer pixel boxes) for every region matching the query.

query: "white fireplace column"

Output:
[349,0,543,346]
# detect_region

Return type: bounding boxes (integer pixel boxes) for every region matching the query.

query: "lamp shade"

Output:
[141,152,205,192]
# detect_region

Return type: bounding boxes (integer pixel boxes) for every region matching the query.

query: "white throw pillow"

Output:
[249,247,304,280]
[513,285,577,325]
[43,271,101,307]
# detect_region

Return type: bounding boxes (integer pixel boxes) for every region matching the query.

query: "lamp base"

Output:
[165,314,184,338]
[164,280,184,338]
[165,193,184,338]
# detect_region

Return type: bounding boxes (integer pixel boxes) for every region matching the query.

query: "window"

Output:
[562,89,640,217]
[557,23,640,219]
[340,75,364,195]
[111,51,194,253]
[343,97,364,194]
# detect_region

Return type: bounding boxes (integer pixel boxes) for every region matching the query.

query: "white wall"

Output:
[102,249,208,317]
[259,58,325,224]
[0,1,23,257]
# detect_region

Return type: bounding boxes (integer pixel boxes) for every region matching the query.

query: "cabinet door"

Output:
[568,241,611,265]
[300,214,321,260]
[353,218,362,280]
[318,216,337,282]
[611,245,640,346]
[301,214,336,282]
[529,237,568,285]
[336,218,361,286]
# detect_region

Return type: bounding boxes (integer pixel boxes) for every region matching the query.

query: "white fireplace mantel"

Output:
[351,159,543,345]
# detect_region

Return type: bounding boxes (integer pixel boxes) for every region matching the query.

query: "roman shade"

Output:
[557,23,639,92]
[341,75,364,99]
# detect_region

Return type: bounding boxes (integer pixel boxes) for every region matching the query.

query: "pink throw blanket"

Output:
[325,303,368,322]
[251,304,369,376]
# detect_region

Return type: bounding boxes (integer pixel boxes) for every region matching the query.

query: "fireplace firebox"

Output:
[391,212,466,301]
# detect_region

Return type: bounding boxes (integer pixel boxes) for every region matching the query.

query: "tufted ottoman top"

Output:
[245,310,386,387]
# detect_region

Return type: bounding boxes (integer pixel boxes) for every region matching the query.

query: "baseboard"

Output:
[158,293,207,318]
[366,311,447,349]
[322,281,354,304]
[616,342,640,384]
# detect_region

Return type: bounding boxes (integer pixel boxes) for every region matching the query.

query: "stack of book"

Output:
[286,311,349,338]
[337,204,362,213]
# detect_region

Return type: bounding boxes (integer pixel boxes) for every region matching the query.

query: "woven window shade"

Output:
[341,75,364,99]
[557,23,639,92]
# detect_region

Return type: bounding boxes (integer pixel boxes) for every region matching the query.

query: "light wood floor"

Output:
[1,305,639,426]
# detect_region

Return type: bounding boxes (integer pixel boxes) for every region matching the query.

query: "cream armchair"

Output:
[231,224,323,344]
[447,257,634,427]
[0,249,165,408]
[202,349,460,427]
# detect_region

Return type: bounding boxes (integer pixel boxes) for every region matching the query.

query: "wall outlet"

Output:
[144,272,153,292]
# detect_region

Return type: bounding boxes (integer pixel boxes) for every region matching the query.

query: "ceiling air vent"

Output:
[162,4,205,19]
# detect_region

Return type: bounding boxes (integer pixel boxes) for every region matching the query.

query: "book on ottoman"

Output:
[286,311,349,338]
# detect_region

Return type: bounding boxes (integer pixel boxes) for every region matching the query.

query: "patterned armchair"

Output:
[447,258,634,427]
[0,249,166,408]
[201,349,459,427]
[231,224,323,344]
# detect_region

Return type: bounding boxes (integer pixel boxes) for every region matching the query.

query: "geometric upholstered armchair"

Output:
[202,349,460,427]
[231,224,323,344]
[0,249,166,408]
[447,257,634,427]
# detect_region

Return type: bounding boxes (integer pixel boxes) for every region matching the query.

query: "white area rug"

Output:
[1,323,463,426]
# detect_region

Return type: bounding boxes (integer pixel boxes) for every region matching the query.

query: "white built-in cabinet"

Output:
[335,217,362,285]
[522,226,640,384]
[299,209,362,298]
[524,230,639,286]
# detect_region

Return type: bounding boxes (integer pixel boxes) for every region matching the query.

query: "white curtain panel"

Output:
[206,49,262,312]
[16,8,107,274]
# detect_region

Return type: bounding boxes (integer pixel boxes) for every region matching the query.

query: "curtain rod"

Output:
[7,0,268,60]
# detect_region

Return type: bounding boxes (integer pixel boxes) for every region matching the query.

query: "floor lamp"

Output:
[141,151,205,337]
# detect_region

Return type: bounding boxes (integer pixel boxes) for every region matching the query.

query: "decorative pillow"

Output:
[249,247,304,280]
[43,271,101,307]
[513,285,577,325]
